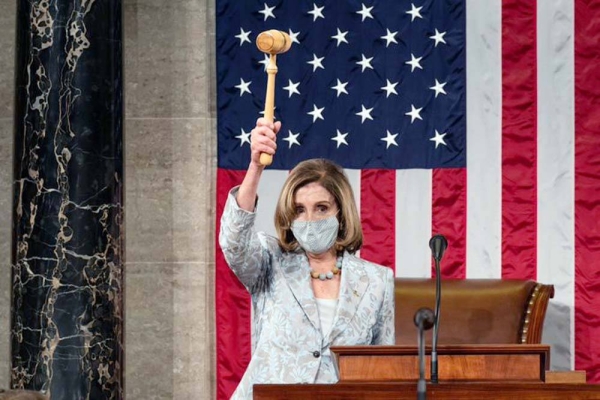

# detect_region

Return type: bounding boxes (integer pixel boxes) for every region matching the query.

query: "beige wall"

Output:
[0,0,16,391]
[0,0,217,398]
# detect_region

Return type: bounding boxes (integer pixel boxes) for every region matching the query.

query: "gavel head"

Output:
[256,30,292,55]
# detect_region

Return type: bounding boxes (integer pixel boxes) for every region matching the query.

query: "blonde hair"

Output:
[274,159,363,253]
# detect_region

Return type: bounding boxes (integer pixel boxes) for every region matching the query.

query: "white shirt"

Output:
[315,298,338,337]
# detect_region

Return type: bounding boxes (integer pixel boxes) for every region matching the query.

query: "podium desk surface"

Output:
[253,382,600,400]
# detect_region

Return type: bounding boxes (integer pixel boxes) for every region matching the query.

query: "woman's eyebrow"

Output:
[294,199,332,204]
[316,200,332,205]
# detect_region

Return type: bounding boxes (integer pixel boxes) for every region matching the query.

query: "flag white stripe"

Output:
[345,169,362,258]
[345,169,362,214]
[536,0,575,371]
[256,170,289,237]
[395,170,432,278]
[465,0,503,279]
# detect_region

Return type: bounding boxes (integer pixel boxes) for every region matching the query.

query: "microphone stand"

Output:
[417,323,427,400]
[431,256,441,385]
[429,234,448,385]
[414,308,434,400]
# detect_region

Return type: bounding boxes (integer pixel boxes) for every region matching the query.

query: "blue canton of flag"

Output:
[216,0,466,170]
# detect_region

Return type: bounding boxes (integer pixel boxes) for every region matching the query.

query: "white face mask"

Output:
[291,215,339,254]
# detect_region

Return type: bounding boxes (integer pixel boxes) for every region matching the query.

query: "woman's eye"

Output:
[295,207,304,214]
[317,205,328,213]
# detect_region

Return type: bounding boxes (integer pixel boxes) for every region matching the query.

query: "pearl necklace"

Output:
[310,257,343,281]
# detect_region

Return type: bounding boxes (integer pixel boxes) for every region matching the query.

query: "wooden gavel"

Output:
[256,30,292,166]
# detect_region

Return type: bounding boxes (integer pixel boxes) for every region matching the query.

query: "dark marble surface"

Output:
[12,0,124,398]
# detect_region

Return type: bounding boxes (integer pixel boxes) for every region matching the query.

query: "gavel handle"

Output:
[259,54,277,166]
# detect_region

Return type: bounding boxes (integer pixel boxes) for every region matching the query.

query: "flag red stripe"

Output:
[574,0,600,383]
[360,170,396,272]
[215,169,251,399]
[431,168,467,278]
[500,0,537,280]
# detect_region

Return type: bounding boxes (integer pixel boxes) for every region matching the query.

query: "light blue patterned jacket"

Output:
[219,188,395,400]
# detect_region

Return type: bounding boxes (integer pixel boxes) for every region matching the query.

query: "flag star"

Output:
[308,3,325,21]
[283,130,301,148]
[356,54,374,72]
[381,79,399,97]
[283,79,301,97]
[307,54,325,72]
[380,29,398,47]
[381,130,399,149]
[331,79,349,97]
[405,53,423,72]
[258,54,270,71]
[356,105,374,123]
[405,104,423,123]
[430,130,448,149]
[429,79,447,98]
[234,78,252,96]
[331,130,349,148]
[235,129,251,146]
[235,28,251,45]
[308,104,325,122]
[356,3,374,22]
[258,3,276,21]
[430,29,447,47]
[288,29,301,44]
[406,3,423,21]
[331,28,349,46]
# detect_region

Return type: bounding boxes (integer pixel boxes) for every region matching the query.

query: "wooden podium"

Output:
[332,344,550,382]
[253,345,600,399]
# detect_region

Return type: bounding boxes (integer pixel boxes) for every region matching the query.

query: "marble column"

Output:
[11,0,124,398]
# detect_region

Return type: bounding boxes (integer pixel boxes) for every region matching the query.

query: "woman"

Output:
[219,118,395,399]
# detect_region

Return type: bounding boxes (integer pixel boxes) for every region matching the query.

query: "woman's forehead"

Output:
[294,182,334,202]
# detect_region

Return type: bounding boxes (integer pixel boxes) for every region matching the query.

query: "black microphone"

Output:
[414,308,435,400]
[428,234,447,385]
[429,234,448,262]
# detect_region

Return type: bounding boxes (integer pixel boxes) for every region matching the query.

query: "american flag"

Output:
[215,0,600,398]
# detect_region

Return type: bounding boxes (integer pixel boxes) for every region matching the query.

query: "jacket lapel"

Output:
[280,252,321,332]
[327,253,370,343]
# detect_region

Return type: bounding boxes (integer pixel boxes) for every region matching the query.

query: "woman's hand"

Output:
[236,118,282,211]
[250,118,281,167]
